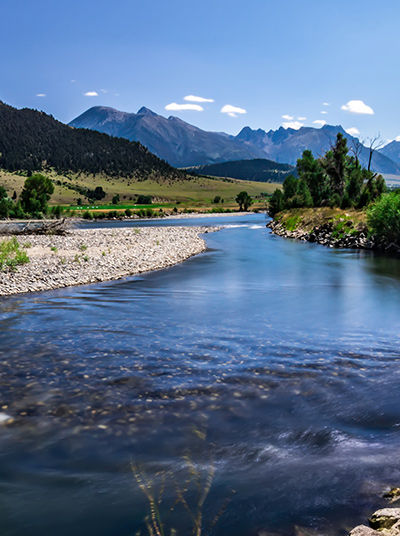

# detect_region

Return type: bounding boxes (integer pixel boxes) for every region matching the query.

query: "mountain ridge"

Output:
[70,106,400,174]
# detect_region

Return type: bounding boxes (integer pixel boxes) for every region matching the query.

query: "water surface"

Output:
[1,213,400,536]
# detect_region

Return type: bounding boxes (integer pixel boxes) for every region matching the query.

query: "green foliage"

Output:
[20,173,54,216]
[268,189,284,216]
[296,150,328,205]
[282,175,298,201]
[284,214,301,231]
[125,208,132,217]
[269,134,386,215]
[136,194,152,204]
[0,186,14,218]
[367,192,400,243]
[112,193,120,205]
[292,179,313,208]
[0,237,30,271]
[87,186,106,201]
[321,133,348,197]
[235,191,253,211]
[213,195,221,204]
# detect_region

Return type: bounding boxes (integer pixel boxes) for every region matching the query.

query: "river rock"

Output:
[350,526,381,536]
[385,489,400,502]
[369,509,400,530]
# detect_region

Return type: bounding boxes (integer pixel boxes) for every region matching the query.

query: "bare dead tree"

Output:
[349,137,363,167]
[366,134,385,172]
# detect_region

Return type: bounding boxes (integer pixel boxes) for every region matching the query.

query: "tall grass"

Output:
[0,237,30,271]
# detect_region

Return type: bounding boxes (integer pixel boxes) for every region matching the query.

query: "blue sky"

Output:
[2,0,400,142]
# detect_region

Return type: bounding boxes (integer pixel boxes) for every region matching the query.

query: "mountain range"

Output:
[70,106,400,175]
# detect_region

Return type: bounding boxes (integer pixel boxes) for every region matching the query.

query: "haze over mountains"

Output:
[70,106,400,175]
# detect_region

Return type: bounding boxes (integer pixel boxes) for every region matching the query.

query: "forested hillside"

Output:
[0,102,183,180]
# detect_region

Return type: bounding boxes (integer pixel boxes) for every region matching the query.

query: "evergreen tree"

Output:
[20,173,54,216]
[269,189,284,216]
[321,133,349,198]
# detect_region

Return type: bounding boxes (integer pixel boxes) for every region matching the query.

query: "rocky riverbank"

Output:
[267,210,400,254]
[350,496,400,536]
[267,218,376,249]
[0,226,216,295]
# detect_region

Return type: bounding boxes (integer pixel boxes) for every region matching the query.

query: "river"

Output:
[0,213,400,535]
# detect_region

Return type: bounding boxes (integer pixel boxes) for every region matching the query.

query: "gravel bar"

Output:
[0,226,217,296]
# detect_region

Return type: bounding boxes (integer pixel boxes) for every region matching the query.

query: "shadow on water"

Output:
[1,214,400,535]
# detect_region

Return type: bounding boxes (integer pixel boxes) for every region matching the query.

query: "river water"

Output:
[1,213,400,536]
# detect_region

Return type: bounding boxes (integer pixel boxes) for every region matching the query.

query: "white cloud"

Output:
[70,79,76,83]
[282,121,304,130]
[341,99,374,115]
[165,102,203,111]
[395,135,400,142]
[221,104,247,117]
[320,110,328,114]
[100,89,108,94]
[282,114,294,120]
[84,91,99,97]
[36,93,46,97]
[345,127,360,137]
[184,95,214,103]
[322,102,330,106]
[297,116,307,121]
[313,120,327,126]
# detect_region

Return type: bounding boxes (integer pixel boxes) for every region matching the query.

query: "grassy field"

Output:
[0,170,280,211]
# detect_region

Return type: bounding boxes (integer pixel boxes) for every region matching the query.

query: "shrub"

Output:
[125,208,132,217]
[367,192,400,244]
[136,194,152,204]
[0,237,30,271]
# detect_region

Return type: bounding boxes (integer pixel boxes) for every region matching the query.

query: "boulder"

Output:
[369,509,400,530]
[350,525,381,536]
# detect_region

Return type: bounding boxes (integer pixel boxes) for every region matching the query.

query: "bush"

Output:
[136,195,152,204]
[0,237,30,271]
[367,192,400,244]
[213,195,221,204]
[125,208,132,217]
[82,210,93,220]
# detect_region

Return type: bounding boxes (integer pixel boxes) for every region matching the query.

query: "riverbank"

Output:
[267,207,399,253]
[0,226,216,295]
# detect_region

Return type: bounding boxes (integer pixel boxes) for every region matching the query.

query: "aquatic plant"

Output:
[132,453,233,536]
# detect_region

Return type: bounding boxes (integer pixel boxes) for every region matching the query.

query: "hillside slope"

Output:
[188,158,295,182]
[379,140,400,166]
[0,101,182,180]
[70,106,263,167]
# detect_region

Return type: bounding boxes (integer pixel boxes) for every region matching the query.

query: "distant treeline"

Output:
[0,101,184,180]
[188,158,295,183]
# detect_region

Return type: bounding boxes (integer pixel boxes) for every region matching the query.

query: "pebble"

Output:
[0,226,218,296]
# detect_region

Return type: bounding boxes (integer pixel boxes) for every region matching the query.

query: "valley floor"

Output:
[0,226,216,295]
